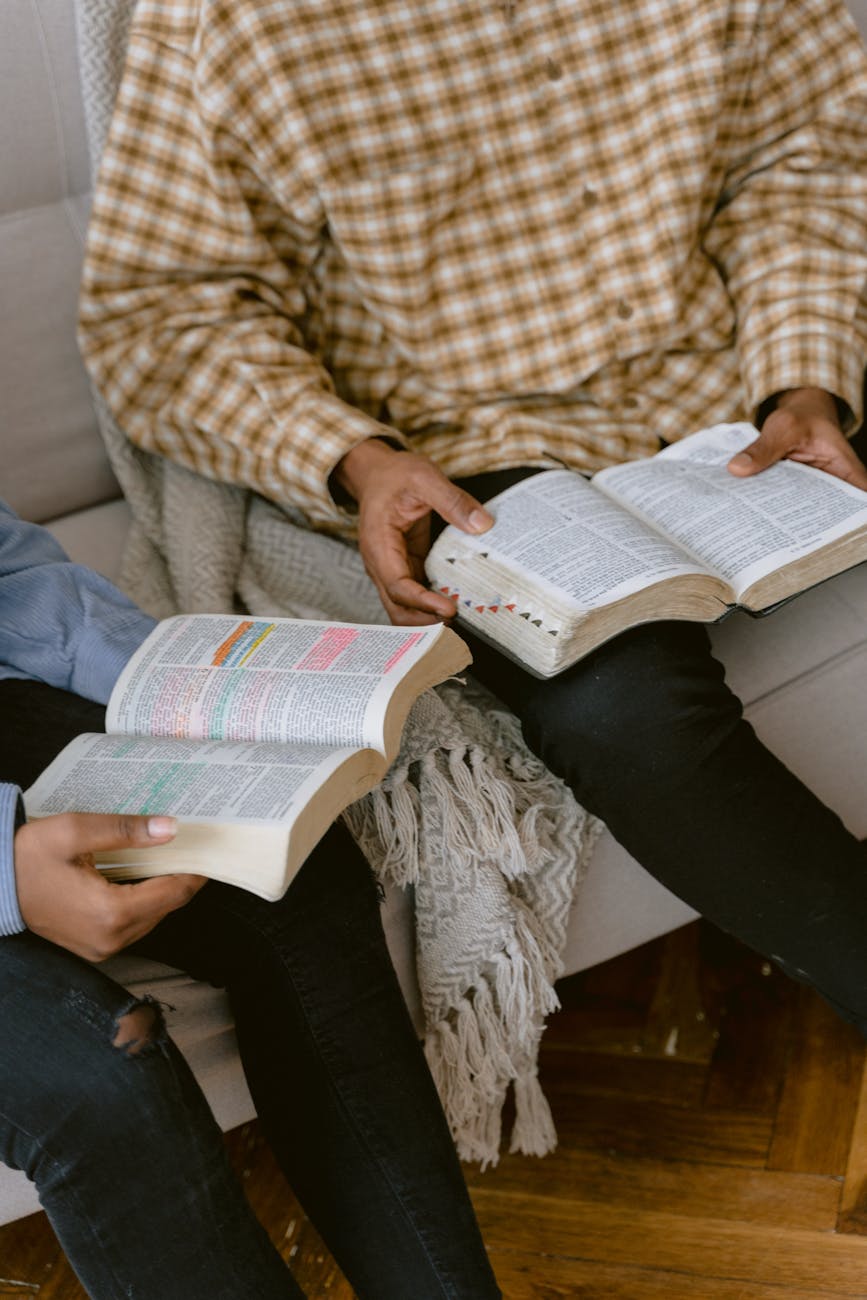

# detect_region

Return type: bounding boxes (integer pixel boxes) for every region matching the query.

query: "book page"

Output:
[24,732,361,826]
[595,423,867,595]
[107,616,442,753]
[428,471,709,618]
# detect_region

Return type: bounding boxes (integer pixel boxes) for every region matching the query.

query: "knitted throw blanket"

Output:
[75,0,601,1166]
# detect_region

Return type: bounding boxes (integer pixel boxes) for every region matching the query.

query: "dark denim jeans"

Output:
[0,680,501,1300]
[468,614,867,1032]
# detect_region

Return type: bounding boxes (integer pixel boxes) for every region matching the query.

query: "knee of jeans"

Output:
[1,995,173,1185]
[111,996,167,1057]
[64,987,169,1060]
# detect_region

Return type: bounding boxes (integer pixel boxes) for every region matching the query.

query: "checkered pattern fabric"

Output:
[79,0,867,537]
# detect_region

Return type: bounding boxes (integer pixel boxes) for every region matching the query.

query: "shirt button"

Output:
[544,57,564,80]
[616,300,634,320]
[582,186,599,208]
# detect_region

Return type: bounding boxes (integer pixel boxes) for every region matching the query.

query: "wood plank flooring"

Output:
[3,920,867,1298]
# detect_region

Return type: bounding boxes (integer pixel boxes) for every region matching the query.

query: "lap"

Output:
[0,679,106,789]
[0,677,381,978]
[468,618,732,728]
[135,819,384,993]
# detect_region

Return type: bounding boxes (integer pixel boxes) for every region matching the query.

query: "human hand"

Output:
[333,438,493,624]
[727,388,867,490]
[14,813,206,961]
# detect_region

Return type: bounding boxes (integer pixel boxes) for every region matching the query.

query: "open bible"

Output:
[24,614,470,898]
[426,423,867,678]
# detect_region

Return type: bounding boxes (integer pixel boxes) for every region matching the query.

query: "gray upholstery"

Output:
[0,0,116,523]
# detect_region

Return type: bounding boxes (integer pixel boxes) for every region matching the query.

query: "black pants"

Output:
[456,469,867,1033]
[0,680,500,1300]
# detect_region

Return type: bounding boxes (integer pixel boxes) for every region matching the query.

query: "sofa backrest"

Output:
[0,0,117,524]
[2,0,867,527]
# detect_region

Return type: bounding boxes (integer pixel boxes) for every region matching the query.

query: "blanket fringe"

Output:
[342,700,591,1166]
[424,978,559,1167]
[510,1070,558,1158]
[344,738,561,889]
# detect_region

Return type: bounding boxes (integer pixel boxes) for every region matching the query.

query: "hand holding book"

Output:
[425,422,867,678]
[13,812,204,961]
[727,388,867,490]
[332,437,493,625]
[25,616,470,898]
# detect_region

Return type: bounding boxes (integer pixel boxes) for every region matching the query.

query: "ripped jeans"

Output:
[0,681,501,1300]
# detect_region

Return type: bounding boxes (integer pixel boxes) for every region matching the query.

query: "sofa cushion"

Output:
[46,497,130,582]
[0,0,117,523]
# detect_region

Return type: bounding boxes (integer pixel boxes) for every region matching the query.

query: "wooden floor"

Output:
[4,919,867,1298]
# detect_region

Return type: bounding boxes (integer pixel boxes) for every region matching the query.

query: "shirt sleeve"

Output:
[0,501,155,704]
[703,0,867,430]
[78,26,404,537]
[0,784,25,937]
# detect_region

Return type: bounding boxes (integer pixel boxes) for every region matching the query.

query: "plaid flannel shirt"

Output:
[79,0,867,537]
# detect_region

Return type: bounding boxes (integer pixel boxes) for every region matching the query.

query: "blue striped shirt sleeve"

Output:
[0,784,25,936]
[0,500,155,705]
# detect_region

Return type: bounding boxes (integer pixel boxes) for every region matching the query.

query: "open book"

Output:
[25,615,469,898]
[426,422,867,678]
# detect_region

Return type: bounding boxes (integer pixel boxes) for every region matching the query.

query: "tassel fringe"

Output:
[344,683,601,1167]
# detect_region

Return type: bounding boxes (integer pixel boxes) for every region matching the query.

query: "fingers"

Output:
[37,811,178,857]
[362,512,453,621]
[334,438,494,535]
[63,871,208,962]
[358,465,465,621]
[822,441,867,492]
[344,442,493,622]
[368,547,454,622]
[104,873,209,952]
[13,813,206,960]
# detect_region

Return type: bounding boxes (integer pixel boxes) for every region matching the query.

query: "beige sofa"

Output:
[3,0,867,1226]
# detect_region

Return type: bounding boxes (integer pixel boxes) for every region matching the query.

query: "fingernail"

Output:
[147,816,177,838]
[730,452,752,469]
[468,509,492,531]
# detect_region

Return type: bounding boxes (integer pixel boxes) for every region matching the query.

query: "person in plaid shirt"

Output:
[81,0,867,1042]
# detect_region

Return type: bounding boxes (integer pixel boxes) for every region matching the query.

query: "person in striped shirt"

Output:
[0,502,501,1299]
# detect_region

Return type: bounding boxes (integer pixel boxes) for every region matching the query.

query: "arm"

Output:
[702,0,867,478]
[0,501,155,704]
[79,26,493,617]
[79,24,398,536]
[0,509,205,946]
[0,785,24,936]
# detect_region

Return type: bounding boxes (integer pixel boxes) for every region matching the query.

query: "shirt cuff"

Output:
[740,329,865,435]
[276,388,411,534]
[0,784,26,937]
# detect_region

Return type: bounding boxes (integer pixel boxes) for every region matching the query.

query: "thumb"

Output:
[45,812,178,856]
[727,436,774,478]
[727,430,786,477]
